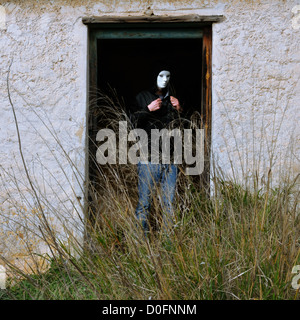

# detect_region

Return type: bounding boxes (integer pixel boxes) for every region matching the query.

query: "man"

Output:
[132,67,183,234]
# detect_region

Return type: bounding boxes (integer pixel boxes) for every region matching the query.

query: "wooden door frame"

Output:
[82,14,220,229]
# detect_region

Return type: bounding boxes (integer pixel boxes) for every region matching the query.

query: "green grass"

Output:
[1,178,299,300]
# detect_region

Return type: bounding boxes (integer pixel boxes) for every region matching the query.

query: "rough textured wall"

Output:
[212,1,300,188]
[0,0,299,269]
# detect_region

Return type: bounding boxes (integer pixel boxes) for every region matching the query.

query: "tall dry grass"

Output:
[0,82,299,300]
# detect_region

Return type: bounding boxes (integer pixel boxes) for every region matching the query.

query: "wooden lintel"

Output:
[82,14,224,25]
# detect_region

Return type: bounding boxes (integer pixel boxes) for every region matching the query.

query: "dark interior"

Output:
[97,38,202,118]
[87,36,206,230]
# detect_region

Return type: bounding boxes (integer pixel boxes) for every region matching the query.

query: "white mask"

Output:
[157,70,170,89]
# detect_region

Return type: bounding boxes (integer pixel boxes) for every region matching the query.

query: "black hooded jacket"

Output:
[131,85,183,162]
[134,87,180,131]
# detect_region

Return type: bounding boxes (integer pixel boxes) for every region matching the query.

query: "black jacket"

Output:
[131,86,183,162]
[133,87,181,130]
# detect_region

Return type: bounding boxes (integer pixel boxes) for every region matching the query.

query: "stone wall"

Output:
[0,0,299,269]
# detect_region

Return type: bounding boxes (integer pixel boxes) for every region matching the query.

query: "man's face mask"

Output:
[157,70,171,89]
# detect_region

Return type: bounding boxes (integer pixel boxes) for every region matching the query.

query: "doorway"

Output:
[85,20,212,230]
[97,38,202,118]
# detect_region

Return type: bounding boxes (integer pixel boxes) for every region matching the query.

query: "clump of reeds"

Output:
[1,84,299,300]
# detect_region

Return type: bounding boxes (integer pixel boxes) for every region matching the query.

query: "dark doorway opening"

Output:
[97,38,202,118]
[85,21,212,239]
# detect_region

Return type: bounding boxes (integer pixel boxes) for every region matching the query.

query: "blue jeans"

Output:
[135,162,178,232]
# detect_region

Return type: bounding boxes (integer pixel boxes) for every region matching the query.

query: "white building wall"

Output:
[0,0,299,269]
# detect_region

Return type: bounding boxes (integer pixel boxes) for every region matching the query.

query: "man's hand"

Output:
[147,98,162,112]
[170,96,182,112]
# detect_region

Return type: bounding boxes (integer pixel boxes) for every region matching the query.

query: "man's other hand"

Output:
[170,96,182,112]
[147,98,162,111]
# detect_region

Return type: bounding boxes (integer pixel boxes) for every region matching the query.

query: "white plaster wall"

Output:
[0,0,90,267]
[0,0,299,269]
[211,0,300,188]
